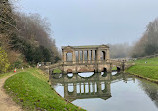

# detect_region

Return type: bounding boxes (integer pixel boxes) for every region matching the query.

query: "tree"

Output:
[131,18,158,57]
[14,13,60,63]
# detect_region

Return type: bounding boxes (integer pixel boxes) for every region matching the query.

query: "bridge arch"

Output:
[67,69,73,73]
[103,67,107,72]
[67,73,73,78]
[117,67,121,72]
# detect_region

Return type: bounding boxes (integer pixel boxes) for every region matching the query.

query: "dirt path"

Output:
[0,74,23,111]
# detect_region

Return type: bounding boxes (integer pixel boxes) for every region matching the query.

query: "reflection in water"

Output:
[51,72,158,111]
[138,79,158,108]
[51,72,135,102]
[67,73,73,78]
[78,72,94,77]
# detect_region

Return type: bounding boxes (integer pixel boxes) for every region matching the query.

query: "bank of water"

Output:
[4,68,85,111]
[51,72,158,111]
[126,57,158,82]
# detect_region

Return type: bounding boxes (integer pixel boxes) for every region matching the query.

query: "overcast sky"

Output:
[14,0,158,48]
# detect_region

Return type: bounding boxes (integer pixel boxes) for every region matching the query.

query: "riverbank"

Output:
[125,57,158,83]
[4,68,85,111]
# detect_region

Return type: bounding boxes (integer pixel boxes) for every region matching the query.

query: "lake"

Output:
[51,72,158,111]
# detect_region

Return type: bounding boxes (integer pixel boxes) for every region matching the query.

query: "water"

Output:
[51,72,158,111]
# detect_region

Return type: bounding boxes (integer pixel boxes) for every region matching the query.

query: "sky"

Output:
[13,0,158,48]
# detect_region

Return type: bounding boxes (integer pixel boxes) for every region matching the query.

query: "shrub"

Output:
[0,47,10,73]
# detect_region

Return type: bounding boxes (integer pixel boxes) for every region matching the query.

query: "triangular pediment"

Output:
[99,44,109,48]
[62,46,74,50]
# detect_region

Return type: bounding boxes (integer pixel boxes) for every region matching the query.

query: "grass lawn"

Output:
[53,68,62,74]
[112,66,117,71]
[4,68,85,111]
[126,57,158,81]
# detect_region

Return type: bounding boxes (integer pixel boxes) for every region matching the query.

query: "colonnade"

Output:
[64,81,110,96]
[62,48,110,63]
[76,50,97,62]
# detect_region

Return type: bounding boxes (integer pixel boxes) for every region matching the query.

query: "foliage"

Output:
[4,68,85,111]
[0,0,16,34]
[0,0,60,73]
[131,18,158,57]
[126,57,158,80]
[10,36,54,64]
[0,47,10,73]
[14,13,60,63]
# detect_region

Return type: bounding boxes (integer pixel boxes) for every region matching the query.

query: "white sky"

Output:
[13,0,158,48]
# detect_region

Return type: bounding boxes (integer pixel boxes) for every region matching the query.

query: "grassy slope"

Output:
[4,68,85,111]
[126,57,158,81]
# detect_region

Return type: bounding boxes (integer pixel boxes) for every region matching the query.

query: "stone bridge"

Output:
[51,72,135,102]
[38,45,134,74]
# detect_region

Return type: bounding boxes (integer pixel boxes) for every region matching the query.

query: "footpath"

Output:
[0,74,22,111]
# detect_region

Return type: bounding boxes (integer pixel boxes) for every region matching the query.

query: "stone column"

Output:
[91,50,93,62]
[62,50,66,62]
[106,49,110,62]
[80,83,82,94]
[78,51,80,62]
[74,83,77,96]
[87,50,90,63]
[84,83,86,93]
[97,49,101,63]
[64,83,68,97]
[106,82,111,95]
[95,50,97,61]
[88,82,91,94]
[82,50,84,63]
[93,82,95,94]
[72,50,76,63]
[97,81,102,94]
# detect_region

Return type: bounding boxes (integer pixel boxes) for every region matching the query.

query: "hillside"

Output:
[0,0,60,73]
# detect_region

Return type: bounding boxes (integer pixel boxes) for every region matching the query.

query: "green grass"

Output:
[0,72,13,79]
[112,66,117,71]
[0,69,24,79]
[134,57,158,65]
[126,57,158,81]
[4,68,85,111]
[53,68,62,74]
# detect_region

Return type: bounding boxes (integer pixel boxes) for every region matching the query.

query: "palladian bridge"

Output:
[38,45,134,74]
[61,45,111,73]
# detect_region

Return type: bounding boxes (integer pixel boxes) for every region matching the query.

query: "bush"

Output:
[0,47,10,73]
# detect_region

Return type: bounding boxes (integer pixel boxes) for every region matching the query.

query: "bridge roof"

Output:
[62,44,109,50]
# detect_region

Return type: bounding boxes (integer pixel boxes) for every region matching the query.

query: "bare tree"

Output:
[131,18,158,57]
